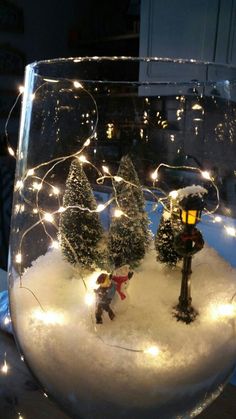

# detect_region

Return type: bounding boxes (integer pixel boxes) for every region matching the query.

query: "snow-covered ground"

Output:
[10,243,236,419]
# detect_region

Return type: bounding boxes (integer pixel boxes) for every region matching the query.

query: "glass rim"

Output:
[25,56,236,86]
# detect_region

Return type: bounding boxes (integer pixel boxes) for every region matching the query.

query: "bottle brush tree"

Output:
[59,158,104,269]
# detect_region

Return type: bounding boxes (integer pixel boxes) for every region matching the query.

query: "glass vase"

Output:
[9,57,236,419]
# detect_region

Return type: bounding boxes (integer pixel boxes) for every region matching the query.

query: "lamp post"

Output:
[173,192,205,324]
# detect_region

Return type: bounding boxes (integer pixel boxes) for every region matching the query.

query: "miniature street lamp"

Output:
[173,191,206,324]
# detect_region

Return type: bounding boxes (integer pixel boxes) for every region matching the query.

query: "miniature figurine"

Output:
[94,273,116,324]
[111,263,133,300]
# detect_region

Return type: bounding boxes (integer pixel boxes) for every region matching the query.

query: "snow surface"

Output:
[176,185,208,200]
[10,243,236,419]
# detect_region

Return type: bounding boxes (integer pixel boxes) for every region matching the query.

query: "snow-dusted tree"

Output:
[115,155,151,247]
[59,159,104,269]
[108,155,147,268]
[155,210,182,267]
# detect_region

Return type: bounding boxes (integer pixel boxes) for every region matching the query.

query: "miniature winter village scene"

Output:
[10,153,236,419]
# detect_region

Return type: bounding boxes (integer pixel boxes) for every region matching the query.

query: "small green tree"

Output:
[59,158,104,269]
[155,210,182,267]
[108,155,147,267]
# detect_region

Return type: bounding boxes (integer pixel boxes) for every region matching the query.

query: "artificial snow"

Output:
[176,185,208,200]
[10,243,236,419]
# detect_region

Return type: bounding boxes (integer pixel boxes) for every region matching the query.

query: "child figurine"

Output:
[94,273,116,324]
[111,263,133,300]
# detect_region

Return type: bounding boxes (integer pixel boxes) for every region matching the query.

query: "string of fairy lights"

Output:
[2,80,236,418]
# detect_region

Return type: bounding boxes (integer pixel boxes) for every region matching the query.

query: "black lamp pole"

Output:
[173,194,205,324]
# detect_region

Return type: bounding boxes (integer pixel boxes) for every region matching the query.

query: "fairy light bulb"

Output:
[96,204,106,212]
[15,180,24,190]
[51,241,59,249]
[114,176,123,182]
[214,216,222,222]
[201,170,211,180]
[52,186,60,195]
[4,316,11,325]
[78,155,87,163]
[151,171,158,181]
[85,292,95,306]
[27,168,34,176]
[8,146,15,156]
[102,165,110,174]
[19,85,25,94]
[114,208,124,218]
[1,360,9,374]
[15,253,22,263]
[58,206,66,213]
[74,81,83,89]
[84,138,91,147]
[144,346,160,357]
[33,182,42,191]
[44,213,54,223]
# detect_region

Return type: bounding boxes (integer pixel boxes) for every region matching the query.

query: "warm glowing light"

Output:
[106,123,114,139]
[15,180,24,191]
[192,103,203,110]
[19,85,25,94]
[43,78,59,83]
[151,171,158,181]
[32,309,65,325]
[114,176,123,183]
[52,186,60,195]
[31,93,35,100]
[1,360,9,374]
[114,208,124,218]
[4,316,11,325]
[225,226,236,237]
[96,204,106,212]
[85,292,95,306]
[214,216,222,222]
[27,168,34,176]
[84,138,91,147]
[58,206,66,213]
[144,346,160,356]
[169,190,178,199]
[102,165,110,174]
[16,253,22,263]
[33,208,38,214]
[44,213,54,223]
[211,303,236,320]
[33,182,42,191]
[201,171,211,180]
[78,155,87,163]
[51,241,59,249]
[8,146,15,156]
[73,81,83,89]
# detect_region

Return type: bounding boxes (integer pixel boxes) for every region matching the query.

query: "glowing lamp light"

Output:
[192,103,203,110]
[201,171,211,180]
[44,213,54,223]
[73,81,83,89]
[114,208,124,218]
[144,346,160,356]
[179,195,205,226]
[85,293,95,306]
[19,85,25,94]
[1,360,9,374]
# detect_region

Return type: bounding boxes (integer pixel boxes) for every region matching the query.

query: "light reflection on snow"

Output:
[209,303,236,320]
[32,309,65,325]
